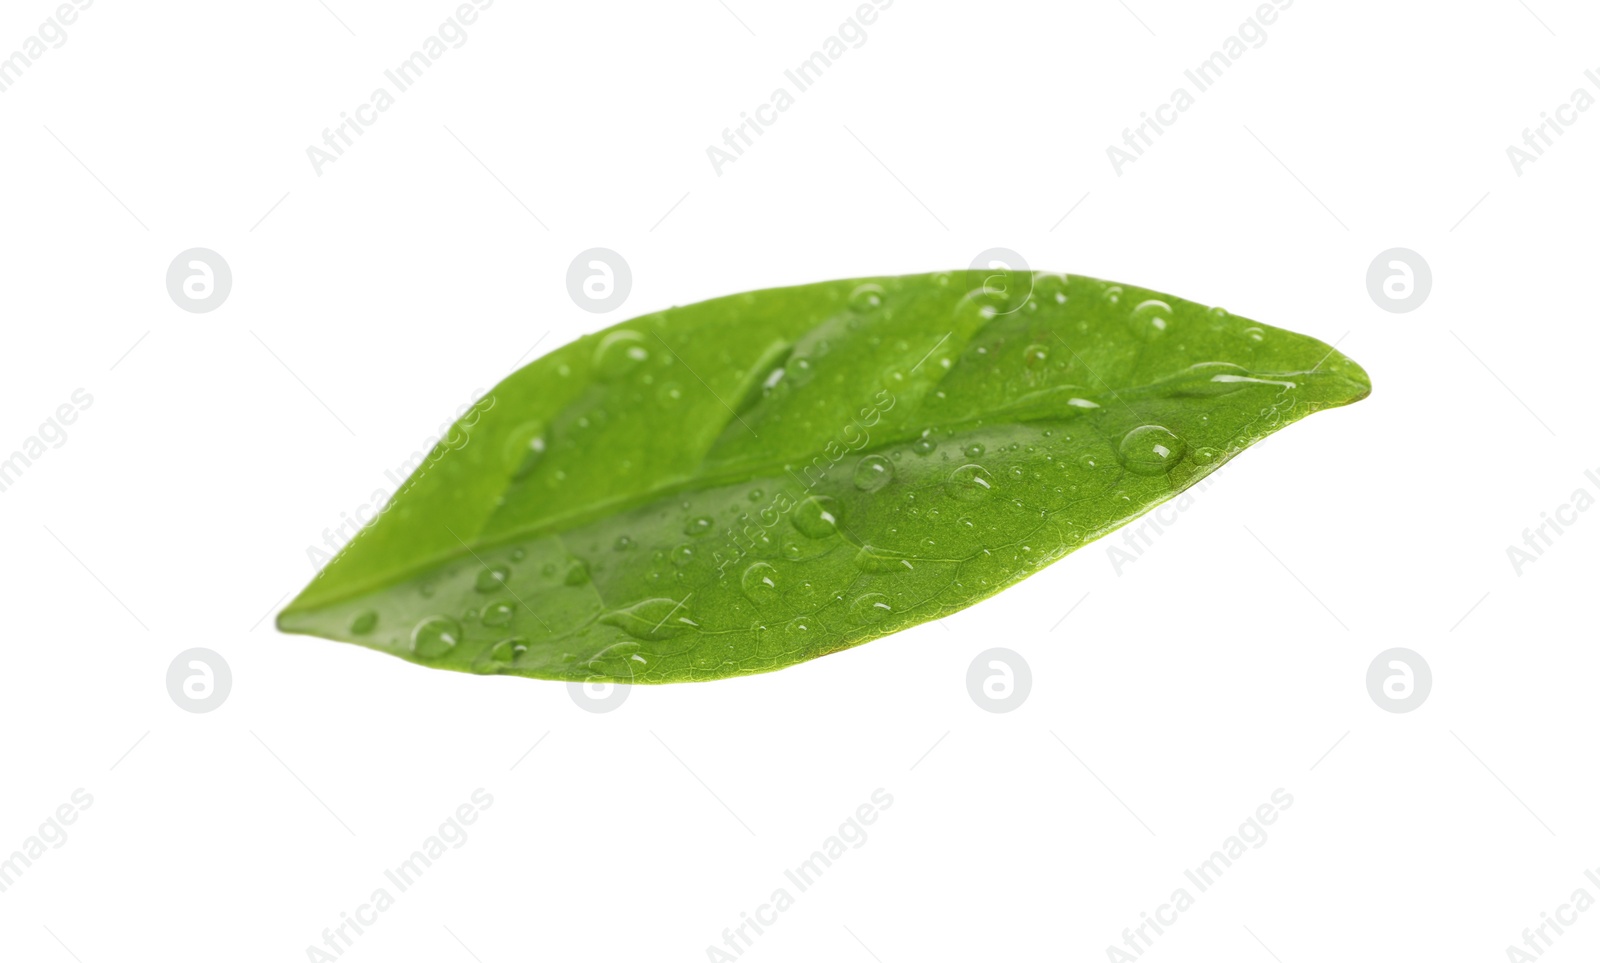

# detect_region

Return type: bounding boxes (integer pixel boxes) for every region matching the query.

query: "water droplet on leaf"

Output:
[947,464,994,501]
[855,545,913,573]
[593,330,651,381]
[852,593,892,623]
[792,496,840,539]
[741,562,779,602]
[601,598,698,641]
[853,454,894,492]
[475,565,510,593]
[489,638,527,665]
[787,357,816,386]
[483,601,515,627]
[505,423,547,480]
[564,559,591,586]
[411,617,461,659]
[849,283,885,313]
[1131,299,1173,337]
[1118,425,1187,475]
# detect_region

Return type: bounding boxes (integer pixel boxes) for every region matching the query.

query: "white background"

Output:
[2,0,1597,960]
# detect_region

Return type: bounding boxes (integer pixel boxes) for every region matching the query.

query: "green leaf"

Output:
[277,272,1369,682]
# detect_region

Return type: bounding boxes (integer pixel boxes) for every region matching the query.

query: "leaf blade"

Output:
[278,272,1369,682]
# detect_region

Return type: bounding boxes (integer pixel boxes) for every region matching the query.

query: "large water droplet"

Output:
[475,564,510,593]
[601,598,698,641]
[593,330,651,381]
[780,532,834,562]
[852,593,892,623]
[849,282,885,313]
[1154,362,1256,397]
[411,617,461,659]
[792,496,840,539]
[581,640,642,677]
[1118,425,1187,475]
[1131,299,1173,337]
[947,464,994,501]
[912,432,938,456]
[483,601,515,627]
[853,454,894,492]
[504,423,547,480]
[855,545,913,573]
[489,638,527,665]
[787,357,816,386]
[564,559,591,586]
[740,562,779,602]
[742,527,779,557]
[684,515,714,537]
